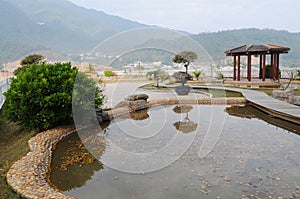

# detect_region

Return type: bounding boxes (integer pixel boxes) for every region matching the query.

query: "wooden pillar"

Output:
[233,56,237,80]
[259,54,263,79]
[247,54,252,81]
[262,54,266,82]
[270,54,274,79]
[277,54,280,79]
[238,55,241,81]
[274,53,278,80]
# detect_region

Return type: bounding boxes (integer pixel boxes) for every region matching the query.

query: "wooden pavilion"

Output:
[225,44,290,81]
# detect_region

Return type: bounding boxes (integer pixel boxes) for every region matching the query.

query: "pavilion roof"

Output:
[225,44,290,56]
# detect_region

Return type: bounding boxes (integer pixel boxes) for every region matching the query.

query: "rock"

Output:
[123,94,150,112]
[125,94,149,101]
[128,100,149,112]
[288,95,300,105]
[272,89,295,101]
[96,109,111,122]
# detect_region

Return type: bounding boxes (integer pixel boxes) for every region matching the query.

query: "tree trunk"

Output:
[185,62,189,74]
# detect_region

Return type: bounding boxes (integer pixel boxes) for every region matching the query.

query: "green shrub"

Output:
[217,72,224,80]
[104,70,115,77]
[192,70,202,80]
[3,62,103,131]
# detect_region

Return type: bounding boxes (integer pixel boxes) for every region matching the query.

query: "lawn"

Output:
[0,114,35,198]
[139,83,243,98]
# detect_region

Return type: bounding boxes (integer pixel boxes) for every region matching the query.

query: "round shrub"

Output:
[3,62,103,131]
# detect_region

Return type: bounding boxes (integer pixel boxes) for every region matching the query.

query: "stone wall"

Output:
[272,89,300,106]
[272,89,295,101]
[6,126,76,199]
[288,96,300,106]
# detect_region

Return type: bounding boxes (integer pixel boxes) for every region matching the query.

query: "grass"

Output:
[139,83,243,98]
[0,114,35,198]
[194,88,243,98]
[102,76,150,83]
[139,83,171,90]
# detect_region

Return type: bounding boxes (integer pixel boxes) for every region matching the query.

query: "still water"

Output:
[50,105,300,199]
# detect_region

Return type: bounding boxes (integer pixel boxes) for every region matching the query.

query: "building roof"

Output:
[225,44,290,56]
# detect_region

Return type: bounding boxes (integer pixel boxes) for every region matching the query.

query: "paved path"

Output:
[103,82,300,124]
[193,86,300,124]
[234,88,300,124]
[103,82,209,109]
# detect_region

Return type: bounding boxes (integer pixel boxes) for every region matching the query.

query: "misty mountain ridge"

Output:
[1,0,300,67]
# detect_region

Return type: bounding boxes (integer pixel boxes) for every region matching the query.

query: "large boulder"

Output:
[272,89,295,101]
[125,94,150,112]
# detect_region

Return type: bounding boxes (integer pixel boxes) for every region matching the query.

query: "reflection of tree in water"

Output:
[50,125,109,191]
[173,105,198,133]
[173,105,193,114]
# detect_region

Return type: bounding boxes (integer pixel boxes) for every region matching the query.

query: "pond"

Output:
[50,105,300,199]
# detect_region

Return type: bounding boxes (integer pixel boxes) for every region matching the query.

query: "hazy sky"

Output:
[67,0,300,34]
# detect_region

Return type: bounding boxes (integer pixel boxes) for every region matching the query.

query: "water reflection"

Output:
[50,105,300,199]
[50,133,104,191]
[226,105,300,135]
[129,109,150,120]
[173,105,198,133]
[50,123,110,191]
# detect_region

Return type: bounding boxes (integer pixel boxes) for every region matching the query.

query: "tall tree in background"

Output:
[173,51,197,74]
[14,54,45,75]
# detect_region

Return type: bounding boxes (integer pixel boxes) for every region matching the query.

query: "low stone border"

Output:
[6,97,246,199]
[108,97,246,119]
[6,126,76,199]
[148,97,246,107]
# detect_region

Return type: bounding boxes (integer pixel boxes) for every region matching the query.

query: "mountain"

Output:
[1,0,300,67]
[0,0,149,63]
[191,28,300,67]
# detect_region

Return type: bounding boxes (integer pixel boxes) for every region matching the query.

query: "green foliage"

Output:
[72,72,104,112]
[14,54,45,75]
[192,28,300,66]
[192,70,202,80]
[104,70,116,77]
[89,64,95,72]
[173,51,197,65]
[0,113,36,198]
[3,62,103,131]
[266,64,271,78]
[217,72,224,80]
[173,51,197,73]
[146,70,169,82]
[20,54,45,66]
